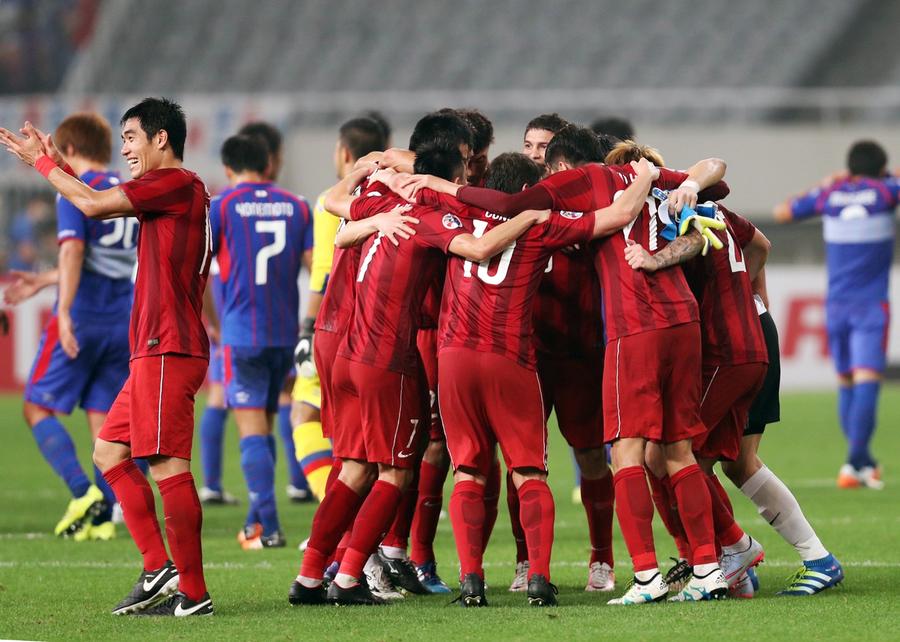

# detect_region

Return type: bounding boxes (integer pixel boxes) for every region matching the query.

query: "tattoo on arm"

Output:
[652,231,704,270]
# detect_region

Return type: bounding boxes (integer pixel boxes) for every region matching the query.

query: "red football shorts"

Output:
[439,348,548,476]
[537,349,604,450]
[330,356,425,469]
[693,362,767,461]
[99,354,207,460]
[313,329,341,439]
[416,327,443,441]
[603,323,705,444]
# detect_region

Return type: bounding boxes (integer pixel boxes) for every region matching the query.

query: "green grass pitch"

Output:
[1,389,899,641]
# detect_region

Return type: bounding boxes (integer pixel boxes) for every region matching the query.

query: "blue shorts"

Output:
[826,299,890,375]
[223,345,294,413]
[25,315,130,414]
[208,341,225,385]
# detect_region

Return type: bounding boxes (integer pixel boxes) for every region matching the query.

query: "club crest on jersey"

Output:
[442,213,463,229]
[559,210,584,220]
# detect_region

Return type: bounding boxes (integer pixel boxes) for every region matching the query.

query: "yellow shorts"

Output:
[291,371,321,410]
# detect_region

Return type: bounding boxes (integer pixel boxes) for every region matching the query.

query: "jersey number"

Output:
[255,220,286,285]
[722,219,746,273]
[463,220,515,284]
[98,218,139,248]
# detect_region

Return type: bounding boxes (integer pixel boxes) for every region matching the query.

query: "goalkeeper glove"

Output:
[294,317,316,375]
[677,204,726,256]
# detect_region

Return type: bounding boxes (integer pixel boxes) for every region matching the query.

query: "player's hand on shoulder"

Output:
[624,241,657,272]
[355,151,383,170]
[631,158,660,182]
[525,209,551,225]
[395,174,430,202]
[372,204,418,246]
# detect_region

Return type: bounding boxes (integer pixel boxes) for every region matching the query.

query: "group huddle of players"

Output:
[0,100,846,617]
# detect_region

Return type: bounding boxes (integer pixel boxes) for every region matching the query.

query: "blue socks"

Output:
[847,381,880,469]
[278,403,308,490]
[31,416,91,498]
[93,464,115,523]
[240,435,279,536]
[199,407,228,491]
[837,385,853,442]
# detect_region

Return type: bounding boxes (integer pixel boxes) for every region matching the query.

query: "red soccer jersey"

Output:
[533,246,603,356]
[315,231,361,335]
[341,182,466,375]
[119,168,211,360]
[439,209,596,369]
[569,165,701,341]
[683,206,768,366]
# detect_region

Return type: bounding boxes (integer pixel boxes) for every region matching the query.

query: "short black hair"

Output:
[220,135,270,174]
[484,153,543,194]
[458,109,494,154]
[525,113,569,136]
[120,97,187,160]
[339,117,387,161]
[238,121,283,157]
[596,133,617,160]
[590,116,635,142]
[544,125,605,168]
[413,141,466,182]
[847,140,888,178]
[409,110,473,154]
[360,110,392,145]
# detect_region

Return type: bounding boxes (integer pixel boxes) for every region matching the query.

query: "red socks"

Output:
[580,472,615,566]
[409,459,448,565]
[613,466,657,572]
[157,472,207,601]
[102,460,168,571]
[518,479,555,580]
[339,480,402,581]
[705,473,744,547]
[670,464,717,566]
[506,473,528,562]
[381,483,418,550]
[300,479,364,580]
[646,471,692,560]
[449,480,486,578]
[481,458,501,550]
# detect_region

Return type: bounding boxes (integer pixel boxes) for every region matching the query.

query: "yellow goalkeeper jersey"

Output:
[309,190,342,294]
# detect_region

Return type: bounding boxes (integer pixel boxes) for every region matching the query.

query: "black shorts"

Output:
[745,311,781,435]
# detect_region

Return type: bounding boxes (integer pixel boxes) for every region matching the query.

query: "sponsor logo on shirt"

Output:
[559,211,584,220]
[442,214,463,229]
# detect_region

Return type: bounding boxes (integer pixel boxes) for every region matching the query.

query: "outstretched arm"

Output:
[323,164,376,219]
[3,268,59,305]
[448,210,548,262]
[0,123,132,219]
[591,159,658,238]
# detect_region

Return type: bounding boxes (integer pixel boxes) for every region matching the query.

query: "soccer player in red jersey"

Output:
[403,142,729,605]
[1,97,214,616]
[290,143,544,606]
[403,152,661,606]
[533,125,619,593]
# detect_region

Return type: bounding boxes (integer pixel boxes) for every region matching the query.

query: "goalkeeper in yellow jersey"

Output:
[291,117,389,502]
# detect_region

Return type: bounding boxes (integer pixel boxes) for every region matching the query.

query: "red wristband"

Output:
[61,162,77,178]
[35,155,58,178]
